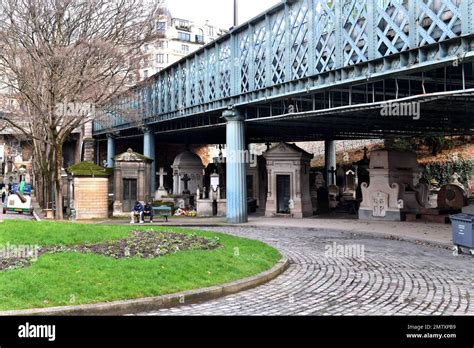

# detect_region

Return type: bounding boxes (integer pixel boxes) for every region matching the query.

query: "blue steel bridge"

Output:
[93,0,474,223]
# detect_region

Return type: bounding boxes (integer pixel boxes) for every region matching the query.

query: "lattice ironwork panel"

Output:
[289,0,309,80]
[219,42,232,98]
[270,13,286,84]
[151,80,158,116]
[254,24,267,90]
[376,0,410,57]
[197,55,206,104]
[314,0,336,73]
[207,50,218,101]
[189,61,196,106]
[418,0,462,46]
[173,69,180,112]
[239,32,251,93]
[166,73,172,113]
[342,0,369,65]
[159,78,166,113]
[181,66,187,111]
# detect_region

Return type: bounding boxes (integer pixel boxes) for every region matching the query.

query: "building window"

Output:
[156,54,165,63]
[177,32,191,42]
[208,26,214,37]
[175,19,191,31]
[157,41,165,49]
[157,21,166,32]
[181,44,189,52]
[196,29,204,44]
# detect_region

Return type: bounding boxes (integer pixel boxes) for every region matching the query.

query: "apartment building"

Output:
[136,9,227,82]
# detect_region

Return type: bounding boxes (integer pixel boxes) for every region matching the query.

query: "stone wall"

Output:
[73,177,108,220]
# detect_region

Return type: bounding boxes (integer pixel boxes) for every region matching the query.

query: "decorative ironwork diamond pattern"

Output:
[159,78,166,113]
[173,69,180,111]
[418,0,462,46]
[166,73,172,113]
[219,43,231,98]
[342,0,369,65]
[208,51,217,101]
[271,13,286,84]
[290,0,309,80]
[376,0,410,57]
[239,33,250,93]
[254,24,267,90]
[181,67,187,110]
[189,61,196,106]
[197,55,205,104]
[314,0,336,73]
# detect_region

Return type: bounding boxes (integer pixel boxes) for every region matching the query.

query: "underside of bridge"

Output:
[95,62,474,144]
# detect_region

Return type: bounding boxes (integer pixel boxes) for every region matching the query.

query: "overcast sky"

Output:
[166,0,282,30]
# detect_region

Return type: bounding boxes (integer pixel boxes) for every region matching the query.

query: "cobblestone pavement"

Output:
[138,226,473,316]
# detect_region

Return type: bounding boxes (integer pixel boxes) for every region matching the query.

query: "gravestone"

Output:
[359,150,420,221]
[328,185,339,209]
[336,167,345,190]
[154,167,169,200]
[181,173,191,195]
[343,169,357,200]
[172,151,204,196]
[314,172,325,189]
[437,184,468,210]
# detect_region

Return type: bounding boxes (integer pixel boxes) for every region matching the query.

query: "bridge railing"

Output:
[94,0,473,133]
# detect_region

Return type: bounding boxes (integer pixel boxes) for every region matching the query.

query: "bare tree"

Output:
[0,0,163,219]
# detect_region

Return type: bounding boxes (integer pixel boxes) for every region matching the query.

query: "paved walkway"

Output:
[0,210,33,221]
[97,214,454,247]
[136,226,473,316]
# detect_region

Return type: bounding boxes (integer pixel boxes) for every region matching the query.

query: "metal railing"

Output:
[94,0,474,134]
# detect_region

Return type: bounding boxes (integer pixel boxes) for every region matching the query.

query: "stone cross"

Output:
[181,173,191,194]
[156,167,167,189]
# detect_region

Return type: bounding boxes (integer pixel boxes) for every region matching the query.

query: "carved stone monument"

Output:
[172,151,204,196]
[359,150,422,221]
[263,143,313,218]
[154,167,169,200]
[113,149,153,216]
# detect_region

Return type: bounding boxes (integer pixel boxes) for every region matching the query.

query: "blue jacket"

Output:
[133,202,144,212]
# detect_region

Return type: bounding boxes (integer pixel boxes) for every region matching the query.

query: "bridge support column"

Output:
[106,134,115,168]
[325,138,336,186]
[224,109,248,224]
[143,128,156,197]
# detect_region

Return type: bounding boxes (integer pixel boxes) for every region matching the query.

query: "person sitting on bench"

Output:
[130,201,144,224]
[143,201,154,223]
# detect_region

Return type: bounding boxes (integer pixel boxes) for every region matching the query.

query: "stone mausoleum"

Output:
[264,143,313,218]
[113,149,153,216]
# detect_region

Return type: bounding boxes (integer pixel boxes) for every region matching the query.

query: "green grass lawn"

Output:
[0,220,280,311]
